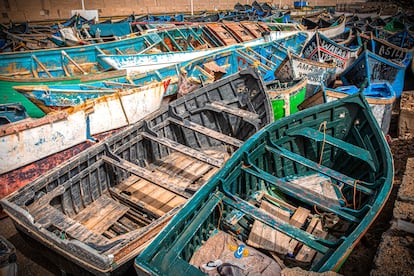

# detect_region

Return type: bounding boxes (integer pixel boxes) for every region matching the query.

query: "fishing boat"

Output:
[324,82,396,134]
[340,49,406,98]
[97,38,267,74]
[266,77,307,120]
[0,68,273,275]
[0,80,167,176]
[12,81,153,113]
[177,32,309,95]
[360,33,413,68]
[274,51,337,97]
[316,15,346,39]
[134,92,394,275]
[301,31,359,73]
[0,103,29,125]
[0,25,211,117]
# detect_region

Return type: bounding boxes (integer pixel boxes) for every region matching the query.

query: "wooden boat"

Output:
[177,32,309,95]
[316,15,346,39]
[0,80,166,176]
[324,82,396,134]
[266,77,307,120]
[290,7,326,18]
[360,33,413,68]
[0,103,29,125]
[274,51,337,97]
[301,31,359,73]
[0,68,273,275]
[263,11,291,23]
[97,38,266,74]
[0,26,210,117]
[340,49,406,98]
[134,92,394,275]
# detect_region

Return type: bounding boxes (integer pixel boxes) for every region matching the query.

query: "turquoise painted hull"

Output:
[135,93,393,274]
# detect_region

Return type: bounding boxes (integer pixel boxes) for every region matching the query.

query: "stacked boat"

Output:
[1,6,413,276]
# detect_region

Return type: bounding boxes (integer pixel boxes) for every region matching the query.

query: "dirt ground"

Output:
[338,137,414,275]
[338,70,414,275]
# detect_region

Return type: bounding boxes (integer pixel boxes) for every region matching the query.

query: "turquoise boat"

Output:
[0,103,29,125]
[0,26,210,117]
[0,68,273,275]
[135,92,394,275]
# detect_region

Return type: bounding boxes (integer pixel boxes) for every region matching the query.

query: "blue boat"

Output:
[177,32,309,95]
[0,26,211,117]
[301,31,360,73]
[340,49,406,98]
[360,33,413,68]
[324,82,396,134]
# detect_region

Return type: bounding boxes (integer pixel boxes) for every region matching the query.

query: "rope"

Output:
[318,121,327,165]
[353,179,359,210]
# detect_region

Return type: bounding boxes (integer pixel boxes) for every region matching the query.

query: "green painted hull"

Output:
[0,79,82,118]
[271,85,306,120]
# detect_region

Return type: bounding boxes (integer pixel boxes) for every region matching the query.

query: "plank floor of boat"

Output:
[247,194,328,266]
[110,148,228,218]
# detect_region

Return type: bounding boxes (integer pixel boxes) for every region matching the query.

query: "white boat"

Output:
[0,80,166,175]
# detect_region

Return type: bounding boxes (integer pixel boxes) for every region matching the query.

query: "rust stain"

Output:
[0,129,118,217]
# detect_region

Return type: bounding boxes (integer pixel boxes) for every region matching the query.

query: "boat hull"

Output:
[0,81,165,175]
[0,68,273,275]
[134,93,393,274]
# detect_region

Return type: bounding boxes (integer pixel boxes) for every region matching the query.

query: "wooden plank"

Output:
[102,155,193,198]
[207,101,260,121]
[168,117,244,147]
[266,144,374,195]
[72,195,129,234]
[287,207,311,254]
[110,186,182,218]
[247,200,292,254]
[295,219,328,262]
[141,132,224,167]
[35,205,109,245]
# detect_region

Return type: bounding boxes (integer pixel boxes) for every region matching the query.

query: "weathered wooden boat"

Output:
[200,21,269,46]
[0,68,273,275]
[385,29,414,49]
[177,32,308,95]
[301,31,359,73]
[0,80,166,176]
[340,49,406,97]
[266,77,307,120]
[360,33,413,68]
[0,25,210,117]
[274,51,337,97]
[315,15,346,39]
[290,7,326,18]
[97,38,266,74]
[12,81,156,113]
[134,92,394,275]
[0,102,29,125]
[324,82,396,134]
[263,11,291,23]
